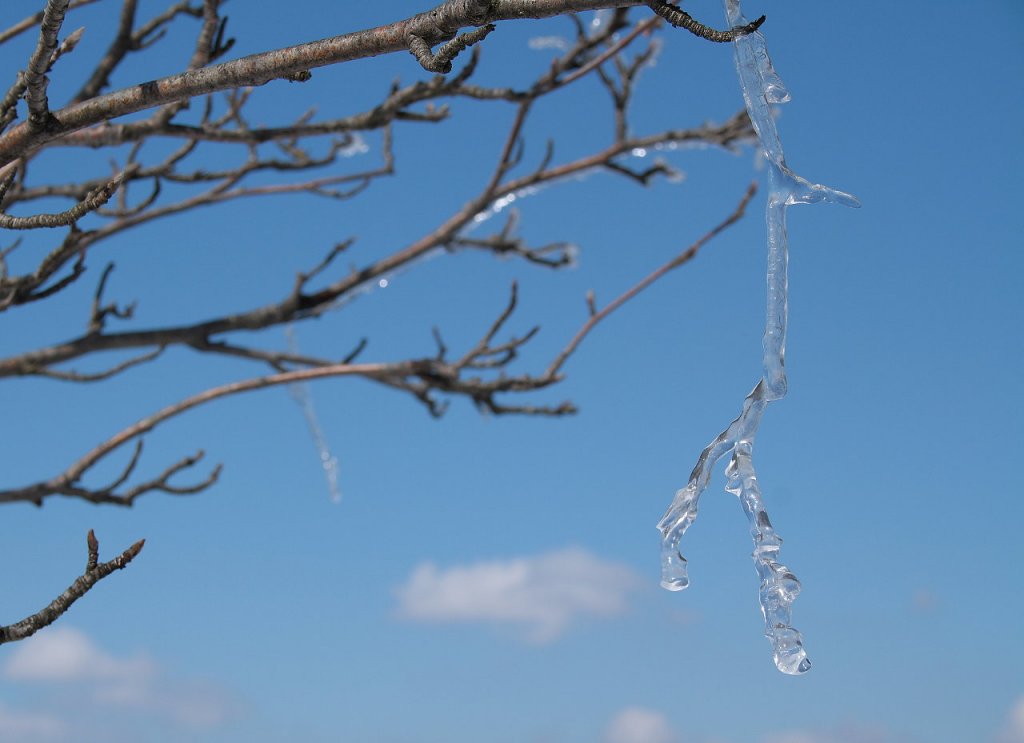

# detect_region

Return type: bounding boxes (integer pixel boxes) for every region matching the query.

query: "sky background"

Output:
[1,1,1022,742]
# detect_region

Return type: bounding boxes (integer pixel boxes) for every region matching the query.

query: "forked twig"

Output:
[0,530,144,645]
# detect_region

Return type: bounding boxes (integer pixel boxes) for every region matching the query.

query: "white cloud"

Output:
[998,694,1024,743]
[4,627,154,683]
[395,546,643,643]
[0,703,66,743]
[2,627,236,729]
[94,676,237,727]
[761,726,899,743]
[604,707,679,743]
[762,734,819,743]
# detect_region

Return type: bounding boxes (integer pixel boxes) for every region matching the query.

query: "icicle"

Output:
[657,0,859,674]
[285,326,342,503]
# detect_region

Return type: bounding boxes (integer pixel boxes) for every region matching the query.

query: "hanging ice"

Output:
[657,0,859,674]
[285,326,342,503]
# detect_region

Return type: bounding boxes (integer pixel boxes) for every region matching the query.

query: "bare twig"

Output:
[646,1,765,42]
[0,167,131,229]
[0,531,144,645]
[0,0,98,47]
[72,0,139,103]
[23,0,72,131]
[0,0,657,166]
[0,103,750,374]
[36,347,164,382]
[0,180,756,507]
[547,181,758,376]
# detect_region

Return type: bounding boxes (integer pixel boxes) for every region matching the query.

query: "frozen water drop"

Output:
[660,547,690,591]
[776,651,812,675]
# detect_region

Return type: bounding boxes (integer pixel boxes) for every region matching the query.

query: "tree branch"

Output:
[0,105,750,376]
[0,180,756,507]
[0,531,144,645]
[0,166,132,230]
[546,181,758,377]
[0,0,657,166]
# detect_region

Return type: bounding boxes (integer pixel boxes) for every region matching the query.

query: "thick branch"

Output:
[0,0,650,165]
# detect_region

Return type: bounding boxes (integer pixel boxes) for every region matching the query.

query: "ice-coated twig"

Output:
[657,0,859,674]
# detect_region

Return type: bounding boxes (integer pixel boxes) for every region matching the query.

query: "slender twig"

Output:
[72,0,138,103]
[547,181,758,376]
[0,0,653,166]
[646,1,765,43]
[0,109,751,375]
[0,167,131,229]
[0,181,756,507]
[0,0,98,47]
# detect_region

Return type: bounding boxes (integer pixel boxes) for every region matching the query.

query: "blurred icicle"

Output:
[528,35,569,51]
[339,133,370,158]
[657,0,859,674]
[528,10,616,55]
[285,326,342,503]
[470,184,545,228]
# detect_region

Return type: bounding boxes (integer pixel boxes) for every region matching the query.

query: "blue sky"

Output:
[1,1,1022,742]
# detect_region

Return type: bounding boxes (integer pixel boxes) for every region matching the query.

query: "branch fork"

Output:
[0,530,144,645]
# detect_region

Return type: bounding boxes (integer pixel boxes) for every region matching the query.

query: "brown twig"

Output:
[408,24,495,73]
[0,531,144,645]
[0,106,750,376]
[0,180,757,507]
[646,1,765,43]
[0,166,132,229]
[547,181,758,376]
[0,0,98,47]
[0,0,655,166]
[23,0,71,131]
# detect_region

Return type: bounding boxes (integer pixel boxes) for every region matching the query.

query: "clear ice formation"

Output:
[657,0,859,675]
